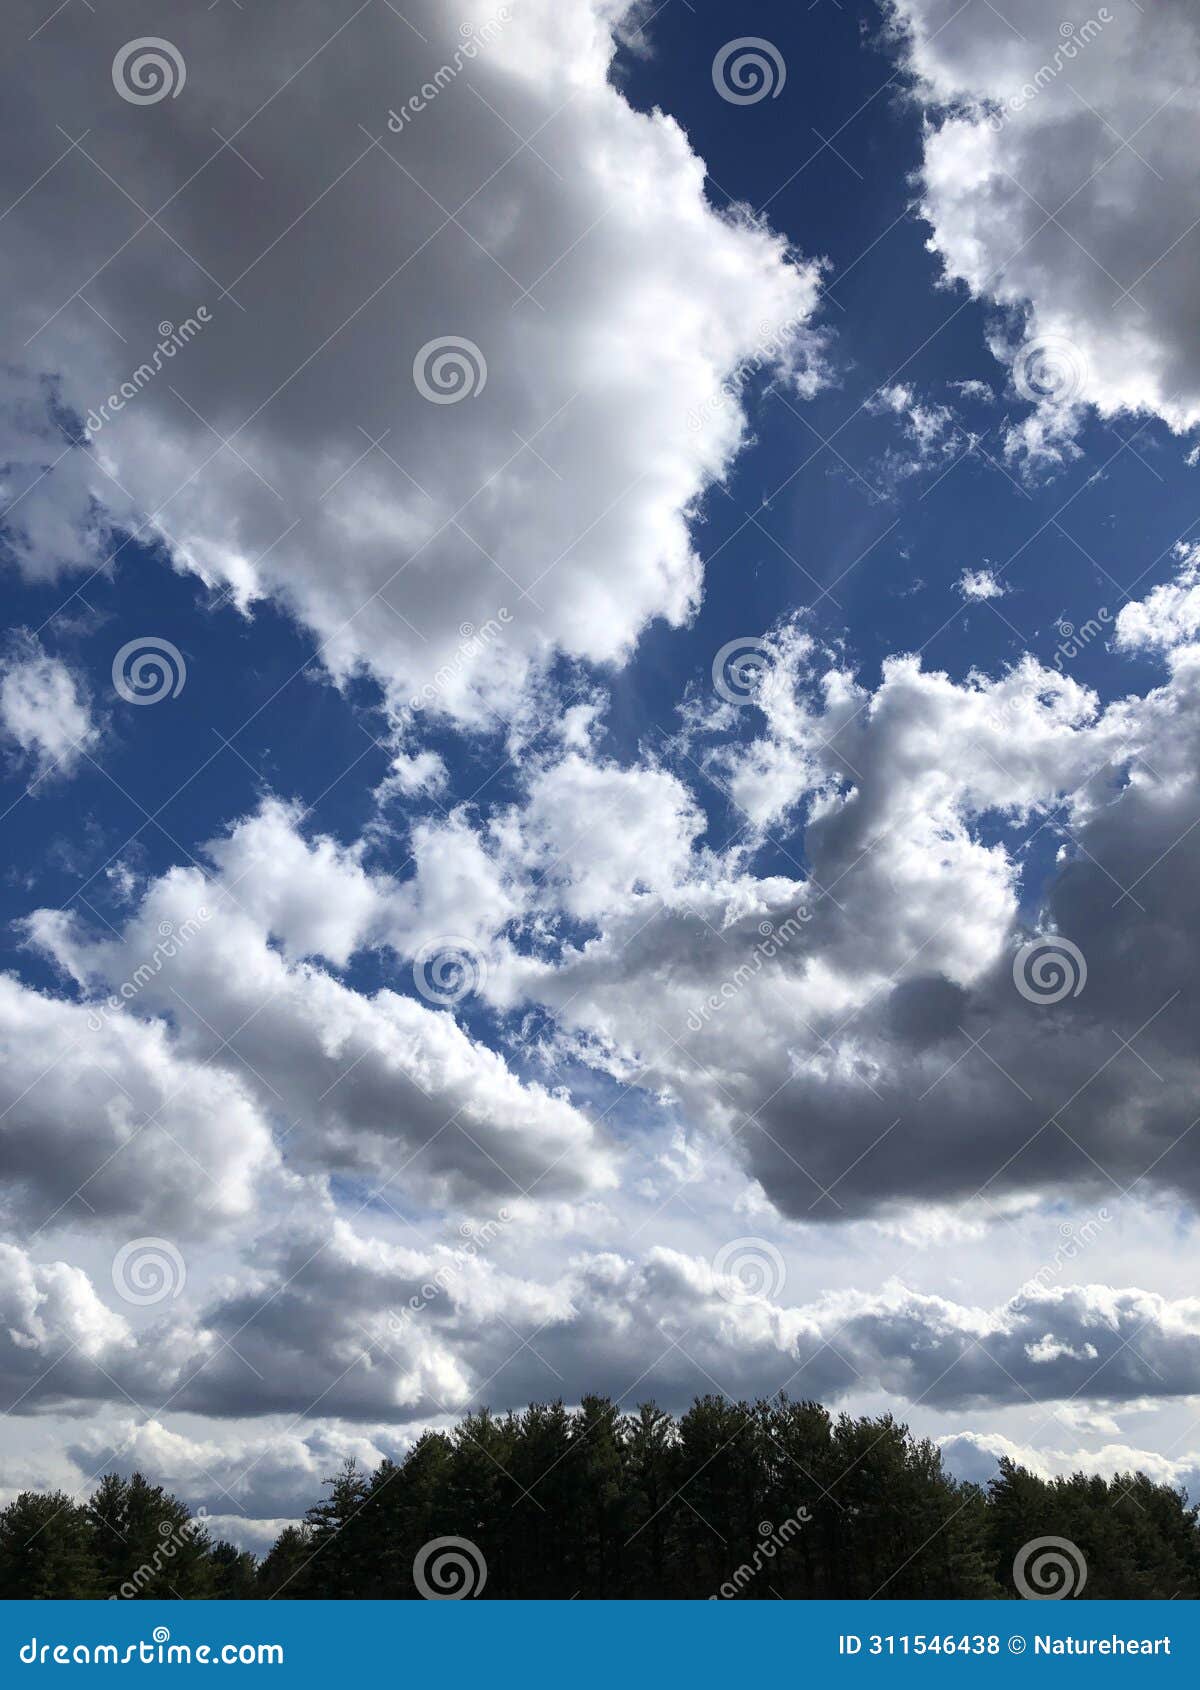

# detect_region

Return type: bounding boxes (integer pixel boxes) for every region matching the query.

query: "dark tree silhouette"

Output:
[2,1401,1197,1599]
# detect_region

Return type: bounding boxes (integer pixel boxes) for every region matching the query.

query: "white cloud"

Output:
[24,802,615,1209]
[0,0,823,725]
[0,632,98,780]
[957,566,1005,601]
[887,0,1200,443]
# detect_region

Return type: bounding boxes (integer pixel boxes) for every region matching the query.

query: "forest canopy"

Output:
[3,1397,1196,1601]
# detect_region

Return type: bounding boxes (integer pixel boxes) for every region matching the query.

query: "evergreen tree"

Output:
[0,1491,101,1598]
[4,1400,1199,1600]
[211,1539,259,1598]
[89,1472,214,1599]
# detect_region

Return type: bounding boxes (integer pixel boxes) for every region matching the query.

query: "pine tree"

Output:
[0,1491,102,1598]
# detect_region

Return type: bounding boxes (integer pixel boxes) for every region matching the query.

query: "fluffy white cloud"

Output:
[0,0,822,722]
[939,1428,1200,1499]
[472,549,1200,1224]
[888,0,1200,442]
[0,632,97,780]
[12,1217,1200,1428]
[66,1417,413,1528]
[0,1242,134,1411]
[25,804,614,1208]
[0,972,280,1235]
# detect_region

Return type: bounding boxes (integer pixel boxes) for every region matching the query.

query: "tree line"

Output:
[3,1396,1198,1599]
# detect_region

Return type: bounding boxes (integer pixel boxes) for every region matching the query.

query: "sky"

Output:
[3,0,1200,1552]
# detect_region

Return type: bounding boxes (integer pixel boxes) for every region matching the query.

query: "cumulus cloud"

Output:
[12,1218,1200,1430]
[957,566,1004,601]
[67,1417,413,1528]
[480,549,1200,1223]
[23,801,614,1209]
[887,0,1200,443]
[0,1242,135,1413]
[0,972,280,1236]
[0,0,823,723]
[939,1428,1200,1499]
[0,631,98,780]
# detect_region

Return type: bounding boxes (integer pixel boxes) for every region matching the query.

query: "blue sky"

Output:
[4,0,1200,1547]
